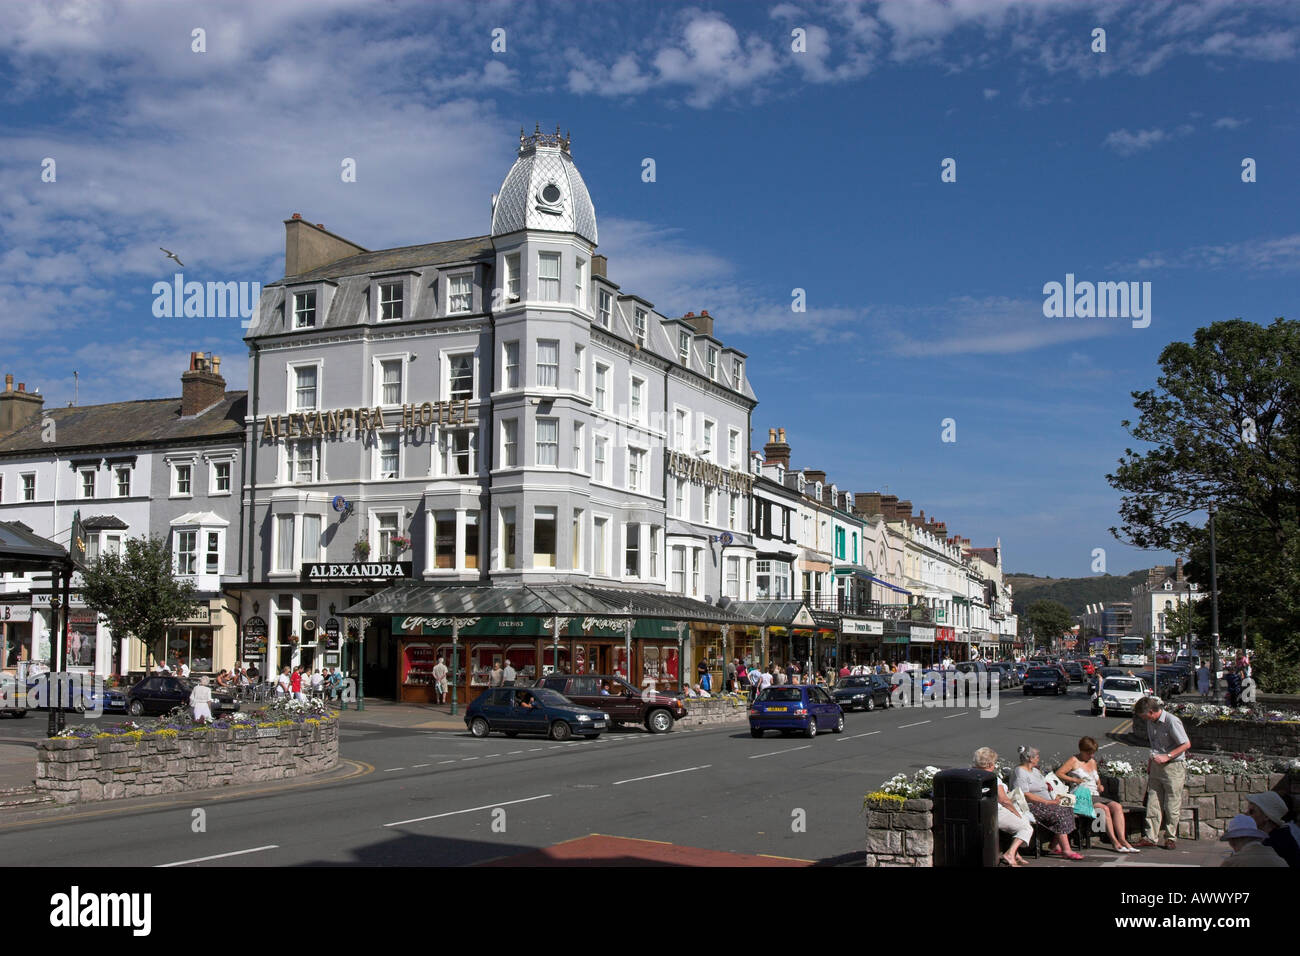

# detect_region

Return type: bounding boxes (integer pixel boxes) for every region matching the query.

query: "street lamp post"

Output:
[449,618,460,717]
[1208,504,1221,697]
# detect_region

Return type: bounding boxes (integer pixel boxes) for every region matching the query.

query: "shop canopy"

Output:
[340,583,755,639]
[728,600,816,629]
[0,521,75,575]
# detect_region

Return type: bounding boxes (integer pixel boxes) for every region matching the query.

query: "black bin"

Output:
[933,768,998,867]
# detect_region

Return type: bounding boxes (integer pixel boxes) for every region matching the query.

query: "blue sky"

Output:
[2,0,1297,577]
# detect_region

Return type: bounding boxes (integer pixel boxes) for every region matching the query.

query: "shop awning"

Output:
[855,572,912,596]
[0,521,75,575]
[729,600,815,628]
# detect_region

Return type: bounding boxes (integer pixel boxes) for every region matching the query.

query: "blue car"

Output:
[465,686,608,741]
[748,685,845,738]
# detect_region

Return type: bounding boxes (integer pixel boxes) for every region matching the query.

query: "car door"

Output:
[478,689,511,731]
[610,679,642,722]
[513,689,550,736]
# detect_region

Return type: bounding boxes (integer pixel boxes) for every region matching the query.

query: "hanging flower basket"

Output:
[390,535,412,553]
[353,540,371,558]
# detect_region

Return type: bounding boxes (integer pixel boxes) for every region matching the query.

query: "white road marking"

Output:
[613,765,712,785]
[483,754,500,758]
[528,748,543,752]
[943,712,970,719]
[1099,741,1119,751]
[898,720,931,729]
[749,745,812,759]
[438,760,456,764]
[462,756,480,761]
[838,731,881,741]
[385,794,553,828]
[411,764,430,768]
[157,845,278,867]
[507,751,523,755]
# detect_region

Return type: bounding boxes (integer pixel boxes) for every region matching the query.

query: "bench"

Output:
[1119,802,1200,841]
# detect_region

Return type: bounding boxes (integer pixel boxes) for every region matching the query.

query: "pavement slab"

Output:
[476,833,812,867]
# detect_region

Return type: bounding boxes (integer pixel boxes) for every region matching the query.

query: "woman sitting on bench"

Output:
[1014,745,1082,860]
[1057,736,1140,854]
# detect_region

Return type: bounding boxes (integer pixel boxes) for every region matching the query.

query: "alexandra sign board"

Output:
[393,615,678,640]
[664,450,755,495]
[261,400,474,442]
[302,562,412,582]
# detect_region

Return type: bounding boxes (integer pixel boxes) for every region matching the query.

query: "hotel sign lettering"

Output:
[303,562,412,582]
[664,450,755,495]
[261,401,473,442]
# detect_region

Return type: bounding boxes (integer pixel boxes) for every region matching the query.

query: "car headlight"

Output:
[1103,696,1118,704]
[853,694,866,700]
[576,714,591,722]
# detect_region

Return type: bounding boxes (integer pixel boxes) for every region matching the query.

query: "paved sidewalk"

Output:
[334,698,466,731]
[0,740,37,792]
[1021,833,1228,868]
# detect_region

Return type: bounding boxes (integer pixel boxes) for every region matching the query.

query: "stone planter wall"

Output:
[1184,720,1300,756]
[677,697,750,728]
[864,799,933,867]
[1102,770,1295,840]
[35,720,338,805]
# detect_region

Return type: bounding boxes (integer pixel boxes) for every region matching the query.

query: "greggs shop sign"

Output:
[262,401,474,441]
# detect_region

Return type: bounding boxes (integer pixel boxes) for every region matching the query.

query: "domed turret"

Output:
[491,125,597,245]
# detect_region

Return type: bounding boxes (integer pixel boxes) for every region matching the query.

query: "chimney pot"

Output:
[778,427,786,442]
[4,374,11,392]
[292,213,302,219]
[701,309,709,316]
[17,383,25,392]
[685,311,694,317]
[316,223,325,229]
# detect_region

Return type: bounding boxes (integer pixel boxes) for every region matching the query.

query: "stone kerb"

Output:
[35,720,339,805]
[864,798,934,867]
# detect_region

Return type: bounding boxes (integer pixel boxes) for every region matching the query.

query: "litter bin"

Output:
[933,768,998,867]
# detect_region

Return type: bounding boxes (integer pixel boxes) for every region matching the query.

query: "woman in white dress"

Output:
[190,676,214,723]
[974,747,1032,866]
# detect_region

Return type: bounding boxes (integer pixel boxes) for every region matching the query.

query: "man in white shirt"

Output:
[758,668,773,692]
[179,661,191,679]
[503,659,517,686]
[432,656,449,704]
[277,666,291,697]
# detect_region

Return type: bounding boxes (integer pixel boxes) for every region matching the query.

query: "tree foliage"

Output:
[79,535,199,667]
[1025,599,1074,646]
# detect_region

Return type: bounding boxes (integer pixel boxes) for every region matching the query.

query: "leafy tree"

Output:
[1025,599,1073,648]
[79,535,199,669]
[1164,600,1203,651]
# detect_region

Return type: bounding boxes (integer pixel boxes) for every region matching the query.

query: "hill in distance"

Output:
[1005,569,1147,618]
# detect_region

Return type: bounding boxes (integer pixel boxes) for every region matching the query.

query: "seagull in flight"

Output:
[160,247,185,268]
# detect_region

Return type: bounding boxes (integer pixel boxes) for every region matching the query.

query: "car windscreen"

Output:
[529,688,573,707]
[1104,679,1142,693]
[1027,668,1058,677]
[757,688,804,702]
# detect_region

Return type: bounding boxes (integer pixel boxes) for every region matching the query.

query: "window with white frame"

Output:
[448,273,472,314]
[633,308,647,346]
[433,511,455,569]
[378,433,400,478]
[380,359,403,405]
[732,358,744,388]
[627,447,646,492]
[173,463,193,497]
[213,461,232,494]
[505,253,520,299]
[536,340,559,388]
[448,353,474,401]
[630,376,645,423]
[702,420,715,460]
[725,555,741,599]
[287,438,320,483]
[729,493,740,531]
[594,363,609,411]
[597,289,612,328]
[536,418,558,467]
[501,418,518,467]
[572,422,583,470]
[379,281,404,320]
[573,345,584,393]
[301,515,321,564]
[571,509,583,570]
[649,526,661,578]
[703,490,714,525]
[504,341,520,389]
[593,517,609,575]
[293,290,316,329]
[293,365,318,410]
[575,257,587,309]
[80,469,95,499]
[691,548,701,596]
[673,477,687,517]
[675,408,688,449]
[678,330,691,364]
[176,531,197,575]
[728,428,741,469]
[593,434,608,482]
[376,513,400,561]
[671,546,686,593]
[756,560,792,600]
[500,507,517,569]
[464,511,480,569]
[275,515,295,571]
[707,346,718,380]
[441,428,474,476]
[538,252,560,301]
[533,507,557,568]
[22,473,34,501]
[624,523,641,577]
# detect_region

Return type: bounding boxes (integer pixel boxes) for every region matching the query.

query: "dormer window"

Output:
[678,330,691,364]
[707,347,718,380]
[777,466,785,484]
[293,291,317,329]
[379,281,404,320]
[634,309,647,346]
[814,482,823,501]
[597,290,612,328]
[448,274,472,314]
[732,358,744,387]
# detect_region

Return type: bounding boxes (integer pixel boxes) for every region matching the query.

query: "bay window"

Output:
[533,507,557,568]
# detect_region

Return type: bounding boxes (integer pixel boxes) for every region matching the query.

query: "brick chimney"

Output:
[181,352,226,417]
[763,427,790,469]
[803,469,827,485]
[685,309,714,337]
[895,500,913,521]
[591,254,608,278]
[1175,557,1184,583]
[284,213,368,277]
[0,374,44,436]
[879,495,899,519]
[855,492,883,517]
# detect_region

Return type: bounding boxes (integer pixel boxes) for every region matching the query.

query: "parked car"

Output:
[987,663,1018,688]
[831,674,892,711]
[0,674,27,718]
[1013,663,1030,681]
[1093,676,1150,715]
[1022,666,1068,696]
[1136,669,1181,700]
[124,675,239,717]
[534,673,686,733]
[465,686,607,741]
[749,685,844,738]
[1063,661,1086,683]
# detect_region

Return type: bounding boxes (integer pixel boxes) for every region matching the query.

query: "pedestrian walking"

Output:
[1196,663,1211,699]
[489,661,504,687]
[503,659,517,686]
[432,656,448,704]
[1134,696,1190,850]
[725,659,737,692]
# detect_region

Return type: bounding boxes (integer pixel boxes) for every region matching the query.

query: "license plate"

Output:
[592,721,606,728]
[768,706,788,712]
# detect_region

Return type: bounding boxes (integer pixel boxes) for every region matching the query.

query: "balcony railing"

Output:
[755,594,934,621]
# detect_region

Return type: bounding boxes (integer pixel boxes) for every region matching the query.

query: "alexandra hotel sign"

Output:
[261,400,474,441]
[302,562,412,582]
[664,450,755,495]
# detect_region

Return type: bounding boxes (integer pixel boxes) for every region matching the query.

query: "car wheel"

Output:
[805,718,818,739]
[128,700,144,716]
[866,696,876,712]
[833,714,845,733]
[587,734,601,740]
[470,717,490,738]
[550,720,572,741]
[646,709,674,734]
[750,728,764,738]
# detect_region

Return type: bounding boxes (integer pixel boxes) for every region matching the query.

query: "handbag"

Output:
[1010,787,1031,817]
[1071,783,1097,818]
[1043,773,1076,807]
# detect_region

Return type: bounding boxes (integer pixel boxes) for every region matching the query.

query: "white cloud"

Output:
[983,88,999,99]
[1212,116,1247,129]
[1113,234,1300,273]
[1103,127,1169,155]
